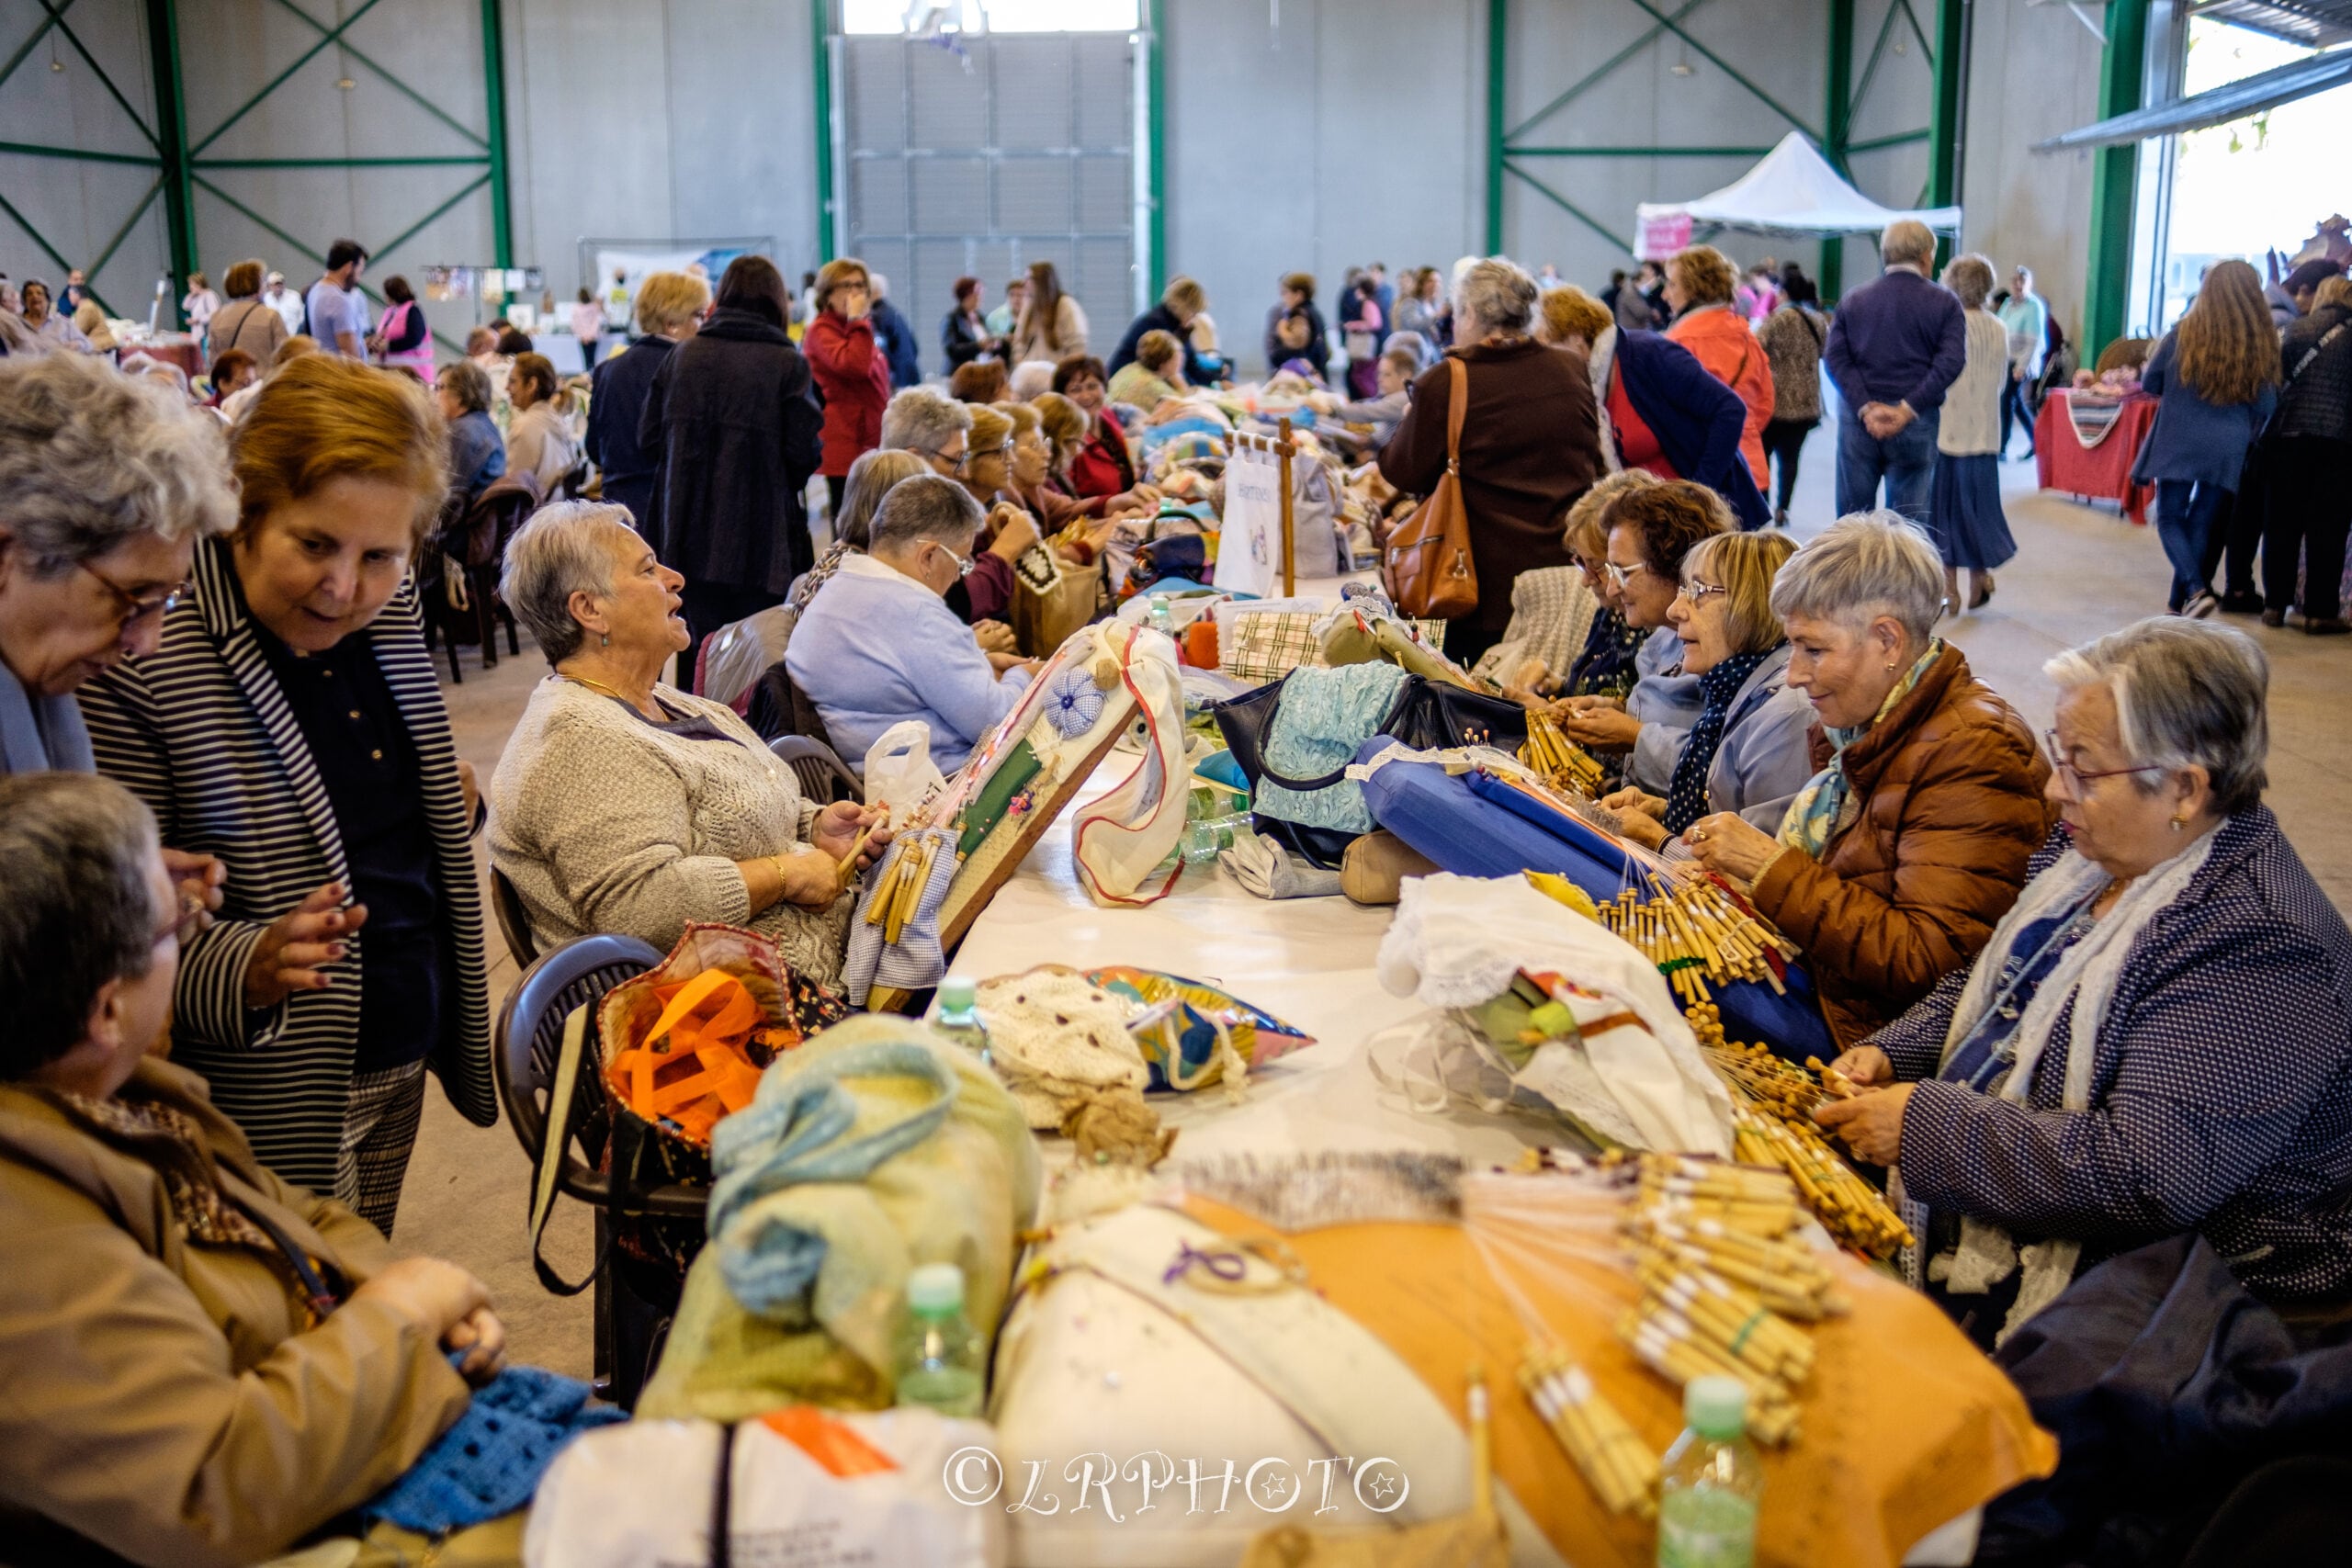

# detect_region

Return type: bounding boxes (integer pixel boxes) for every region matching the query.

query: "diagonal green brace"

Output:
[1505,162,1632,256]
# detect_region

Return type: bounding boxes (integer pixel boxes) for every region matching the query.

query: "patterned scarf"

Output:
[1566,607,1646,701]
[1776,638,1945,859]
[1663,649,1770,834]
[54,1089,330,1322]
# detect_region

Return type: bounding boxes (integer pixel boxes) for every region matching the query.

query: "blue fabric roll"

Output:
[365,1362,625,1535]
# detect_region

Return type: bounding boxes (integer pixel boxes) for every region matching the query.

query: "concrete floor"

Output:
[393,433,2352,1381]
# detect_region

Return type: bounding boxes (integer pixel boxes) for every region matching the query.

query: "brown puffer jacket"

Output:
[1750,644,2056,1046]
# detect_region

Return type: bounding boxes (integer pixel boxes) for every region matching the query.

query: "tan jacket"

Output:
[1750,645,2057,1045]
[0,1059,469,1567]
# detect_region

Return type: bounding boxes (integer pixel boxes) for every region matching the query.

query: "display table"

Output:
[126,333,202,378]
[2034,390,2156,523]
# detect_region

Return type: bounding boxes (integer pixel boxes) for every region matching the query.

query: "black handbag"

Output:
[1212,672,1528,869]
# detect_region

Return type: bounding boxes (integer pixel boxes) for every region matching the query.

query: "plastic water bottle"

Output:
[1656,1376,1760,1568]
[932,976,990,1067]
[1147,593,1175,638]
[892,1262,986,1418]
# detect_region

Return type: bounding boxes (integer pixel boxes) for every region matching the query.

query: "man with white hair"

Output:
[262,270,304,335]
[1823,220,1966,530]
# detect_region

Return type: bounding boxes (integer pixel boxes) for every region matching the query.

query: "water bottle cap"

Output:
[937,976,978,1011]
[908,1261,966,1314]
[1684,1375,1747,1439]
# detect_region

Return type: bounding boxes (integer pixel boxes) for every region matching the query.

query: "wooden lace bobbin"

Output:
[1517,1348,1658,1518]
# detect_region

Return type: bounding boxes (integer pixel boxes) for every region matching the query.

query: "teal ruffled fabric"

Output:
[1252,662,1408,833]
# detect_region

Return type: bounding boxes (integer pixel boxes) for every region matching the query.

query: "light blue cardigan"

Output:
[785,553,1033,775]
[1702,644,1820,832]
[1625,624,1702,792]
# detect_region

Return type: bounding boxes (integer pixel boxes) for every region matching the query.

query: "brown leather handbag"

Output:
[1380,357,1478,619]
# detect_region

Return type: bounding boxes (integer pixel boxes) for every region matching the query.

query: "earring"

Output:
[2169,814,2186,832]
[600,632,610,648]
[1884,661,1896,671]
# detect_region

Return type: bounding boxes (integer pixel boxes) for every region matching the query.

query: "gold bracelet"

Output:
[769,852,791,902]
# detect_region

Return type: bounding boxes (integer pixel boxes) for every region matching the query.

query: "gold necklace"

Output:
[560,671,650,710]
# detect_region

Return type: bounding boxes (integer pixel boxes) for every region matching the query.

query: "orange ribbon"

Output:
[609,971,773,1144]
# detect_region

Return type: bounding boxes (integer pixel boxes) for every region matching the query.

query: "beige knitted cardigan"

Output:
[489,677,852,986]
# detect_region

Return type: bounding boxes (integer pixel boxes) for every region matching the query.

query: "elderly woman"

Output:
[81,355,499,1234]
[786,476,1038,776]
[1599,528,1815,849]
[1532,285,1770,528]
[491,502,886,980]
[1107,329,1190,416]
[805,256,892,516]
[1681,512,2052,1045]
[205,259,288,369]
[1556,479,1728,790]
[1111,275,1219,385]
[1380,257,1603,669]
[0,773,509,1567]
[1931,254,2021,613]
[790,446,932,613]
[950,358,1012,404]
[433,359,507,508]
[1663,245,1774,489]
[1550,468,1663,703]
[503,351,579,496]
[1818,619,2352,1347]
[640,255,824,674]
[19,279,91,351]
[1054,354,1148,502]
[588,268,707,529]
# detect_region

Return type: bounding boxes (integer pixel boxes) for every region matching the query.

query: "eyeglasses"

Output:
[80,561,191,629]
[1602,560,1651,591]
[2042,728,2163,796]
[925,446,971,474]
[1676,579,1729,605]
[933,542,978,580]
[155,893,205,950]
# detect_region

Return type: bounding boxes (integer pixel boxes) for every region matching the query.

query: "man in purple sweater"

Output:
[1824,220,1967,528]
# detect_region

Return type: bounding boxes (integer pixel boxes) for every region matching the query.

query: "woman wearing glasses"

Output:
[1554,479,1726,791]
[491,502,886,980]
[1679,512,2052,1047]
[787,475,1038,777]
[0,352,235,919]
[1815,618,2352,1347]
[1596,528,1815,850]
[80,355,499,1236]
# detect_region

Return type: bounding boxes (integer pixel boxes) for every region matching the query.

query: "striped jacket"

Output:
[79,539,496,1199]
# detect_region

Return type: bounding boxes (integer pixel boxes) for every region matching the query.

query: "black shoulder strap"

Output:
[2288,319,2351,386]
[709,1422,739,1568]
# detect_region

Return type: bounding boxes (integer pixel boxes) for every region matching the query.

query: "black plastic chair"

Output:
[770,733,862,806]
[492,932,704,1407]
[489,866,538,967]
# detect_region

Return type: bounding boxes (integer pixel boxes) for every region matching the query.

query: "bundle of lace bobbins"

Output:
[1520,709,1606,797]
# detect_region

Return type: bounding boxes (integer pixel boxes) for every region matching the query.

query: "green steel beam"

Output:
[1844,128,1930,154]
[1896,0,1937,62]
[1486,0,1508,254]
[1849,0,1905,130]
[1619,0,1819,141]
[1823,0,1853,297]
[195,155,492,169]
[33,0,159,150]
[1504,0,1710,144]
[143,0,195,299]
[371,171,492,261]
[197,0,485,158]
[1506,144,1772,157]
[481,0,512,265]
[0,140,158,165]
[2085,0,2148,353]
[0,1,75,91]
[1926,0,1968,234]
[813,0,835,262]
[0,186,77,277]
[1504,163,1629,256]
[83,176,164,283]
[1143,0,1164,298]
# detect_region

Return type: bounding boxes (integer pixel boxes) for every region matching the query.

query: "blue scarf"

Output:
[1663,649,1770,834]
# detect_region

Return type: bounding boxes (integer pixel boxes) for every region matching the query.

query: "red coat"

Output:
[1667,305,1774,488]
[1066,407,1136,500]
[804,310,891,477]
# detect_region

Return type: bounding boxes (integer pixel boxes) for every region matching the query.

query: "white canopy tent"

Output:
[1632,131,1962,259]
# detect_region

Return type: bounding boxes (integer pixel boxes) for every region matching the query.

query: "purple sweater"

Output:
[1823,267,1967,417]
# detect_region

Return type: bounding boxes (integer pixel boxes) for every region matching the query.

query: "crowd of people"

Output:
[1,214,2348,1563]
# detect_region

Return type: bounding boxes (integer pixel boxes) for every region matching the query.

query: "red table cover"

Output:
[2035,390,2157,524]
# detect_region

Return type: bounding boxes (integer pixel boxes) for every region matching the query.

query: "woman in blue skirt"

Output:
[1930,254,2018,613]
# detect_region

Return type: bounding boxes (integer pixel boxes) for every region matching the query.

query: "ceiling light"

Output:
[335,75,356,89]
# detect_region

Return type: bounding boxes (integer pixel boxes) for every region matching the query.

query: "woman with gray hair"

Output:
[1816,618,2352,1346]
[490,502,888,982]
[0,351,236,920]
[1378,256,1605,667]
[1682,511,2052,1045]
[1928,253,2018,612]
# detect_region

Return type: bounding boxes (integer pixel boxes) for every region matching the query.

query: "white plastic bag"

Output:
[524,1407,1006,1568]
[865,720,948,815]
